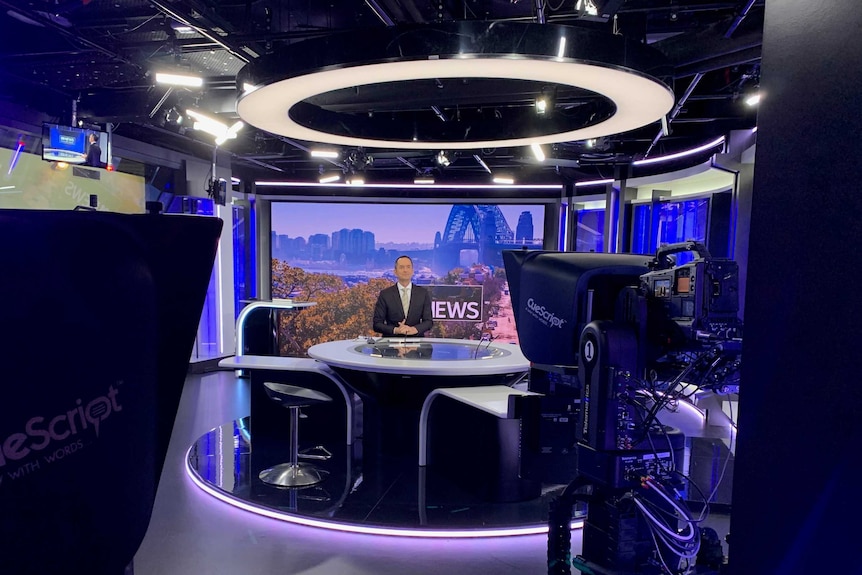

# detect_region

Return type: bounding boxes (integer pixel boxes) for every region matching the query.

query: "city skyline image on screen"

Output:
[269,202,546,354]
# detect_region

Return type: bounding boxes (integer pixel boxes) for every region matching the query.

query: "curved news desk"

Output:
[307,338,530,456]
[189,344,734,537]
[190,339,560,536]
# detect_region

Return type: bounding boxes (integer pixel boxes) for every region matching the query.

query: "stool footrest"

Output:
[299,445,333,461]
[259,463,327,487]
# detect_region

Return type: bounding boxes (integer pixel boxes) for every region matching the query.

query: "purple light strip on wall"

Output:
[633,136,726,166]
[255,181,562,191]
[574,178,614,187]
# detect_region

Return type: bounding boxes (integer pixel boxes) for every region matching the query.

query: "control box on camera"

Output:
[640,251,741,344]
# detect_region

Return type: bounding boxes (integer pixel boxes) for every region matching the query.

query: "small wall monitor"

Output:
[42,123,89,164]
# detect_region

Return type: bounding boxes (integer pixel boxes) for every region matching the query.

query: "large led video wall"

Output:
[270,202,547,354]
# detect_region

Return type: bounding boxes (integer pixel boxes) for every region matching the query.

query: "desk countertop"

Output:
[307,338,530,376]
[219,355,326,370]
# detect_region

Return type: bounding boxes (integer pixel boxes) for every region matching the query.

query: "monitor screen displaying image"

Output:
[42,124,107,166]
[269,201,550,352]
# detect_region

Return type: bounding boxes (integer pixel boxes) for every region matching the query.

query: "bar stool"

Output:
[259,381,333,488]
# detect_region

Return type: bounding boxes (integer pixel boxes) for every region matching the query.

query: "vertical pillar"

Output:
[602,183,617,253]
[728,1,862,573]
[256,196,272,300]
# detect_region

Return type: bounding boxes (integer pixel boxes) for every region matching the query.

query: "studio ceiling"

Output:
[0,0,763,186]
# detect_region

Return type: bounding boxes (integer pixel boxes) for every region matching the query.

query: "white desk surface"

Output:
[219,355,327,370]
[239,299,317,310]
[429,385,541,418]
[307,338,530,376]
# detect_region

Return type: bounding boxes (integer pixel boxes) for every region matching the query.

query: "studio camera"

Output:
[504,242,742,575]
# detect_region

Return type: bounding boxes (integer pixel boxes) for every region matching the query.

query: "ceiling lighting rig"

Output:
[236,21,674,154]
[186,109,243,146]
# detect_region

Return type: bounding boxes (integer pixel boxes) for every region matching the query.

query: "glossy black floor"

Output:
[135,369,569,575]
[187,415,576,533]
[135,368,732,575]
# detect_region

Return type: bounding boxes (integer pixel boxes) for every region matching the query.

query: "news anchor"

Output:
[373,255,433,336]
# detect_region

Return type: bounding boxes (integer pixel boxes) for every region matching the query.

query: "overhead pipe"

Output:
[0,0,137,67]
[365,0,396,26]
[397,157,421,172]
[473,155,492,174]
[725,0,758,38]
[431,105,448,122]
[644,72,705,157]
[150,0,250,63]
[231,154,284,173]
[278,136,348,172]
[149,87,174,119]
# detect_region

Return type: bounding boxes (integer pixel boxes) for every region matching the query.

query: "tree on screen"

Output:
[272,260,346,355]
[272,259,344,300]
[290,278,389,350]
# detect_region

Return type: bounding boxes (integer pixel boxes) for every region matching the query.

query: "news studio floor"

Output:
[134,369,731,575]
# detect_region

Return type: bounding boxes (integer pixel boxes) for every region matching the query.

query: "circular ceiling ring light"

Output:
[237,21,674,150]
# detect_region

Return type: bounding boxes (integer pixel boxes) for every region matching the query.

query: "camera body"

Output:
[640,242,742,348]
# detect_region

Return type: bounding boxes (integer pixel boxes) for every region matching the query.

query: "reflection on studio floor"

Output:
[187,417,576,533]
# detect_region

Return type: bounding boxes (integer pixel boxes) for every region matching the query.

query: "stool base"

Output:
[259,462,325,487]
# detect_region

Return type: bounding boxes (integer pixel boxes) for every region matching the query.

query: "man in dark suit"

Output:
[373,255,433,336]
[85,132,102,167]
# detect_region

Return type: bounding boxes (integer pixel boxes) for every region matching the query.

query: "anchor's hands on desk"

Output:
[372,255,434,337]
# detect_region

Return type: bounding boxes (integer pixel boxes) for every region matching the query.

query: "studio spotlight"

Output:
[214,121,243,146]
[535,88,555,117]
[436,150,450,167]
[530,143,545,162]
[319,173,341,184]
[165,107,184,125]
[156,72,203,88]
[745,92,761,106]
[311,148,340,159]
[535,97,548,115]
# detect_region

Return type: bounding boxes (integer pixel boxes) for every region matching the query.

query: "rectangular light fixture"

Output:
[530,143,545,162]
[188,110,243,145]
[319,173,341,184]
[535,97,548,115]
[310,149,340,159]
[414,176,435,184]
[214,121,243,145]
[346,176,365,186]
[187,109,225,132]
[156,73,203,88]
[575,178,614,187]
[745,93,761,106]
[493,176,515,185]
